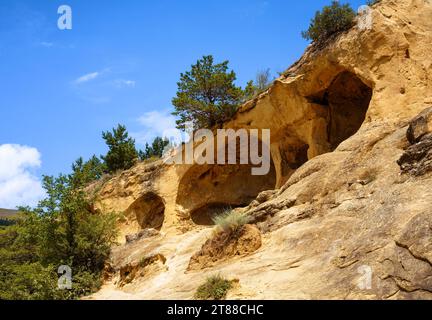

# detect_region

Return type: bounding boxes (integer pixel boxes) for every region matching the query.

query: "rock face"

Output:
[89,0,432,300]
[398,107,432,176]
[188,225,262,271]
[406,107,432,144]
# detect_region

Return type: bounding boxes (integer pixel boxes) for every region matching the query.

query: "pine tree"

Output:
[101,124,138,173]
[172,55,244,130]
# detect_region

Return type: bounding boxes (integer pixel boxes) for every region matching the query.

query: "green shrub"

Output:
[212,210,251,233]
[0,169,118,300]
[302,1,356,43]
[194,275,233,300]
[0,263,61,300]
[0,261,102,300]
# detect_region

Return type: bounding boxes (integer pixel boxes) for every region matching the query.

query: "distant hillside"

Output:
[0,208,20,218]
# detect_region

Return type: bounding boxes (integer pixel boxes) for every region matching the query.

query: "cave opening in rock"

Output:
[190,203,244,226]
[177,162,277,226]
[275,137,310,186]
[309,71,373,150]
[176,132,277,225]
[126,193,165,230]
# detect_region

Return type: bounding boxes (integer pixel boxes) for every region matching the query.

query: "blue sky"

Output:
[0,0,367,208]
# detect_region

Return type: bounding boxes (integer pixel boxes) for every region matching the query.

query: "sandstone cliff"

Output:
[90,0,432,299]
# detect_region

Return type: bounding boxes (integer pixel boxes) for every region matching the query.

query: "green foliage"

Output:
[102,124,139,173]
[0,262,62,300]
[212,210,251,233]
[0,258,102,300]
[244,80,256,101]
[195,275,233,300]
[139,136,170,161]
[172,55,244,130]
[71,155,106,188]
[0,166,118,300]
[0,218,18,227]
[301,1,356,43]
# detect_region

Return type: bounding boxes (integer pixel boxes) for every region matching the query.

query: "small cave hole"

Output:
[126,193,165,230]
[190,203,245,226]
[325,71,373,150]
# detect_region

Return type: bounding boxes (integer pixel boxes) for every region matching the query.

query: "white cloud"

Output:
[0,144,45,209]
[133,110,179,145]
[40,41,54,47]
[75,72,100,84]
[114,79,136,88]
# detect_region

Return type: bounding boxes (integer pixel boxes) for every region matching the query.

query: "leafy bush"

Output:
[0,262,62,300]
[194,275,233,300]
[0,260,102,300]
[0,166,118,300]
[212,210,251,233]
[302,1,356,43]
[102,124,139,173]
[172,55,244,130]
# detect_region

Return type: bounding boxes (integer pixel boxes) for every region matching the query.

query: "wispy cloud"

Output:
[132,110,178,145]
[39,41,54,47]
[0,144,45,209]
[113,79,136,88]
[73,68,112,85]
[75,72,100,84]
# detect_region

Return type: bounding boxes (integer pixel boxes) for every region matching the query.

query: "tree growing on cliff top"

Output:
[139,136,170,160]
[70,155,106,188]
[102,124,138,173]
[172,55,244,130]
[243,69,274,101]
[302,1,356,43]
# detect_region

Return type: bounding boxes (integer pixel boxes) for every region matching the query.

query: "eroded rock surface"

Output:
[188,224,262,271]
[398,107,432,176]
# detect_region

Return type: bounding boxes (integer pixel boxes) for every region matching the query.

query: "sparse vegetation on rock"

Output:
[301,1,356,43]
[194,275,233,300]
[212,210,251,233]
[244,69,274,100]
